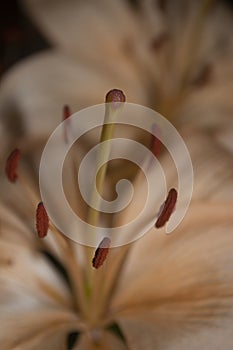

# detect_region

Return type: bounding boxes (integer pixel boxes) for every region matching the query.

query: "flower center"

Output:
[4,89,178,340]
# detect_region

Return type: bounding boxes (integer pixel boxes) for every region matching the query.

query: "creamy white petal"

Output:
[0,309,80,349]
[113,126,233,245]
[0,50,145,142]
[113,202,233,312]
[177,64,233,130]
[213,125,233,155]
[21,0,145,78]
[0,240,72,309]
[118,315,233,350]
[165,126,233,201]
[112,202,233,348]
[7,0,232,134]
[181,127,233,201]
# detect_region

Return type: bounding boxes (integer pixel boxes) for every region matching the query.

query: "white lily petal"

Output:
[112,202,233,349]
[177,66,233,130]
[0,309,80,349]
[22,0,144,75]
[0,2,233,348]
[114,126,233,247]
[214,125,233,155]
[113,202,233,312]
[178,127,233,201]
[0,240,72,308]
[118,315,233,350]
[0,50,145,142]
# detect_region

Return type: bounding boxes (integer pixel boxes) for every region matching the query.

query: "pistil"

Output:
[84,90,126,294]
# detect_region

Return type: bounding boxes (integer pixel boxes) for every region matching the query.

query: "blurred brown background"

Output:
[0,0,233,78]
[0,0,49,77]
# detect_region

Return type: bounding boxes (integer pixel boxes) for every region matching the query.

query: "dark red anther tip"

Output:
[105,89,126,104]
[150,124,162,158]
[92,237,111,269]
[155,188,177,228]
[5,148,21,183]
[63,105,71,121]
[36,202,49,238]
[63,104,72,143]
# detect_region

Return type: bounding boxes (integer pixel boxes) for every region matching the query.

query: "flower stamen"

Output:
[92,237,111,269]
[5,148,39,206]
[36,202,49,238]
[5,148,21,183]
[150,123,161,158]
[63,104,72,143]
[105,89,126,104]
[155,188,178,228]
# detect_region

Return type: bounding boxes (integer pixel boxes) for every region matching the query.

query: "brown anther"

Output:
[155,188,177,228]
[63,105,71,121]
[36,202,49,238]
[92,237,111,269]
[105,89,126,104]
[63,104,72,143]
[150,124,161,158]
[5,148,21,183]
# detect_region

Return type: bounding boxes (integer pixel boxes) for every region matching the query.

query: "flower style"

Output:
[0,0,233,349]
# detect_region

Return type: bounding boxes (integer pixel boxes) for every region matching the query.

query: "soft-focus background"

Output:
[0,0,232,77]
[0,0,49,77]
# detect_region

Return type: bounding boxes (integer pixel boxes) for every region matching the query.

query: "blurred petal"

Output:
[0,1,233,348]
[118,316,233,350]
[21,0,144,76]
[183,128,233,201]
[214,125,233,155]
[114,126,233,244]
[177,55,233,130]
[113,203,233,335]
[0,50,145,143]
[0,309,80,349]
[111,201,233,348]
[0,240,72,309]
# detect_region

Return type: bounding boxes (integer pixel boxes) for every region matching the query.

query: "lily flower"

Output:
[0,88,233,349]
[0,0,233,348]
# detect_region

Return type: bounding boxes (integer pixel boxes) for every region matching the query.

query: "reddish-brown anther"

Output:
[105,89,126,104]
[155,188,178,228]
[5,148,21,183]
[36,202,49,238]
[63,104,72,143]
[92,237,111,269]
[150,124,162,158]
[63,105,71,121]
